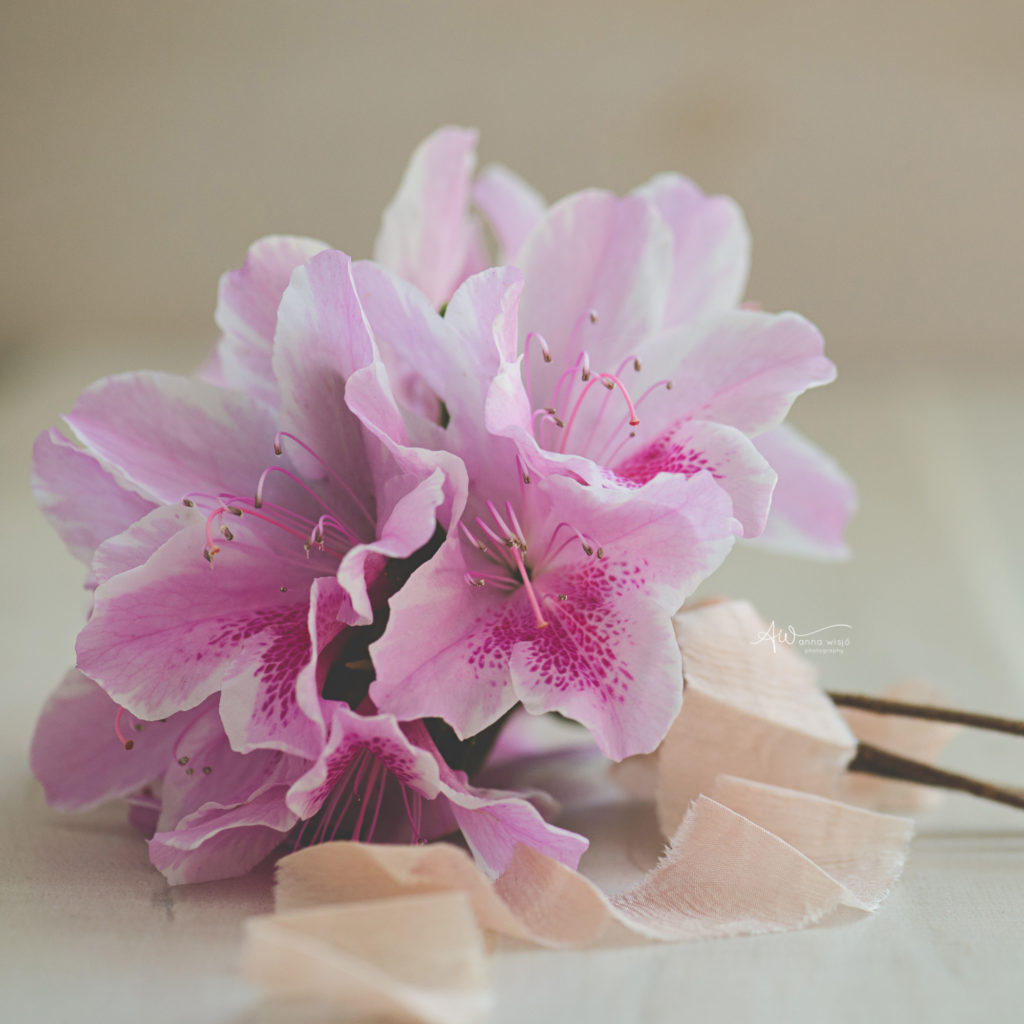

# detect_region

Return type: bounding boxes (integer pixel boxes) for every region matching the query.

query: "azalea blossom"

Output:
[372,127,855,556]
[31,246,584,881]
[32,672,585,883]
[341,262,739,760]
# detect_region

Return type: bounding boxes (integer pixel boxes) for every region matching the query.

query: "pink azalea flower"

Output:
[374,127,854,556]
[33,672,583,884]
[32,245,585,881]
[350,261,740,760]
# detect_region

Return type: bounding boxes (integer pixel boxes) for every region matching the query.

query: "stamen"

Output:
[510,545,547,629]
[475,517,517,562]
[274,432,376,527]
[560,373,641,453]
[485,501,516,545]
[504,501,528,549]
[458,520,488,553]
[515,453,531,486]
[464,573,486,587]
[114,707,134,751]
[581,352,591,381]
[634,378,674,409]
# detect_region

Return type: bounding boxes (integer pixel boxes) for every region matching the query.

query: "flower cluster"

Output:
[31,127,854,884]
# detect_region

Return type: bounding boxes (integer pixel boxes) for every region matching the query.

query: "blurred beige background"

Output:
[2,0,1022,372]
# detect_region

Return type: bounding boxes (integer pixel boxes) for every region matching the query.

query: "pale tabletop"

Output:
[3,343,1023,1023]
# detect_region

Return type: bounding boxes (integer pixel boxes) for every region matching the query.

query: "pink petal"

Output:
[372,471,737,760]
[30,669,208,812]
[287,706,443,823]
[157,703,303,831]
[219,574,350,757]
[272,250,379,489]
[610,418,777,537]
[641,309,835,435]
[207,235,329,403]
[751,424,856,558]
[77,521,328,756]
[32,427,156,564]
[634,173,750,327]
[64,371,280,506]
[373,126,481,309]
[368,536,520,738]
[472,163,546,263]
[516,190,673,389]
[437,773,588,876]
[91,504,197,586]
[149,783,297,884]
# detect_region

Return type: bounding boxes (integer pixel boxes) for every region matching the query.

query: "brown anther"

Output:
[133,723,144,732]
[273,442,283,456]
[596,547,605,559]
[589,311,598,323]
[202,766,212,775]
[602,379,615,391]
[582,544,594,555]
[558,593,568,601]
[280,585,289,593]
[203,546,218,563]
[186,768,194,776]
[633,358,642,372]
[178,756,190,766]
[553,417,565,428]
[220,525,234,541]
[227,506,243,516]
[542,351,552,363]
[665,381,673,390]
[123,740,134,751]
[182,498,195,508]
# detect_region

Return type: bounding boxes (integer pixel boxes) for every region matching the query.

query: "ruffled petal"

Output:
[640,309,835,435]
[77,521,329,756]
[634,173,750,327]
[472,163,546,263]
[207,234,329,403]
[750,424,856,558]
[373,126,481,309]
[64,371,280,506]
[516,191,673,393]
[611,418,777,537]
[32,427,156,565]
[30,669,208,812]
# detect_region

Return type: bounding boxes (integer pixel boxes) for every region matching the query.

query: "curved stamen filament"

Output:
[559,373,640,454]
[474,517,518,567]
[633,378,673,410]
[114,707,135,751]
[504,501,528,549]
[523,331,551,407]
[275,432,376,527]
[511,545,547,628]
[459,521,488,553]
[550,353,585,420]
[464,570,519,590]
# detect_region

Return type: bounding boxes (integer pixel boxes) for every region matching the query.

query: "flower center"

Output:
[458,465,605,631]
[183,432,373,567]
[523,312,673,466]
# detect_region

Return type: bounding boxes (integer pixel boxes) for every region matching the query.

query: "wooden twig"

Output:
[827,692,1024,812]
[827,691,1024,737]
[847,742,1024,812]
